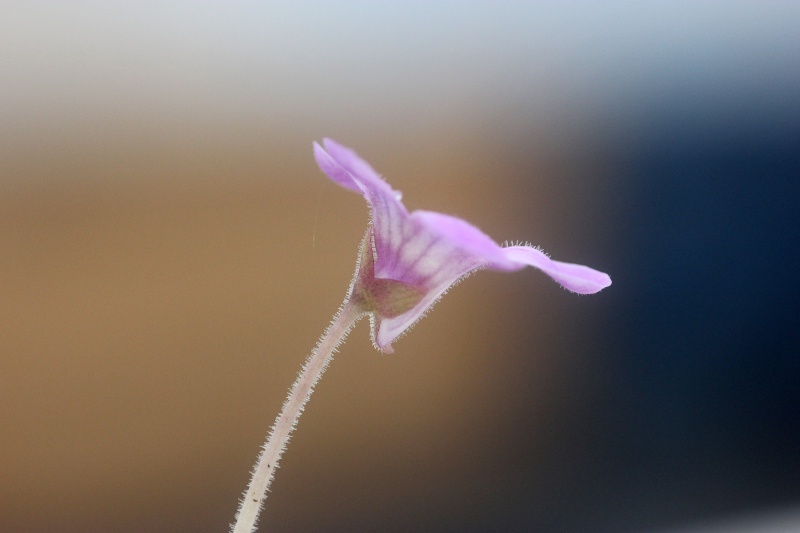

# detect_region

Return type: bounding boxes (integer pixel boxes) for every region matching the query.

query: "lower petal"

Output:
[502,246,611,294]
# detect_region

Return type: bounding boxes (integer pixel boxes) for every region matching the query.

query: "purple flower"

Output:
[314,138,611,353]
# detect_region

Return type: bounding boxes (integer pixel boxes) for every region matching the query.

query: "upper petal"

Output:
[314,139,411,280]
[314,138,403,202]
[321,138,385,189]
[313,141,362,194]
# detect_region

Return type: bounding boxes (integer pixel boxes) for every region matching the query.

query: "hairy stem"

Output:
[232,299,365,533]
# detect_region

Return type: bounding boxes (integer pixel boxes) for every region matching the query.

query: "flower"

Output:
[314,138,611,353]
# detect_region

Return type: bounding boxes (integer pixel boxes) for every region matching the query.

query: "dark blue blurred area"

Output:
[503,71,800,532]
[592,86,800,529]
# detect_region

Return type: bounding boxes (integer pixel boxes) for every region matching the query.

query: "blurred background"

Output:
[1,2,798,532]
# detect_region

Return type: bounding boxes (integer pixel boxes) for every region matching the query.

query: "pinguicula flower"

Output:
[314,138,611,353]
[232,139,611,533]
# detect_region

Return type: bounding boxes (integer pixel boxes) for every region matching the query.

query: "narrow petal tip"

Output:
[567,267,612,294]
[502,246,611,294]
[313,141,362,193]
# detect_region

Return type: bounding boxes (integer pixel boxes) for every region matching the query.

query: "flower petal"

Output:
[411,210,517,269]
[502,246,612,294]
[314,139,411,281]
[373,212,504,350]
[321,138,385,188]
[314,138,612,352]
[313,141,361,194]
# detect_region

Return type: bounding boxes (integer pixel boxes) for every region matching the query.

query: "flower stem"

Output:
[232,299,365,533]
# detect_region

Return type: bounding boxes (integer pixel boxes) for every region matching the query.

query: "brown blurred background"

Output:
[2,3,799,532]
